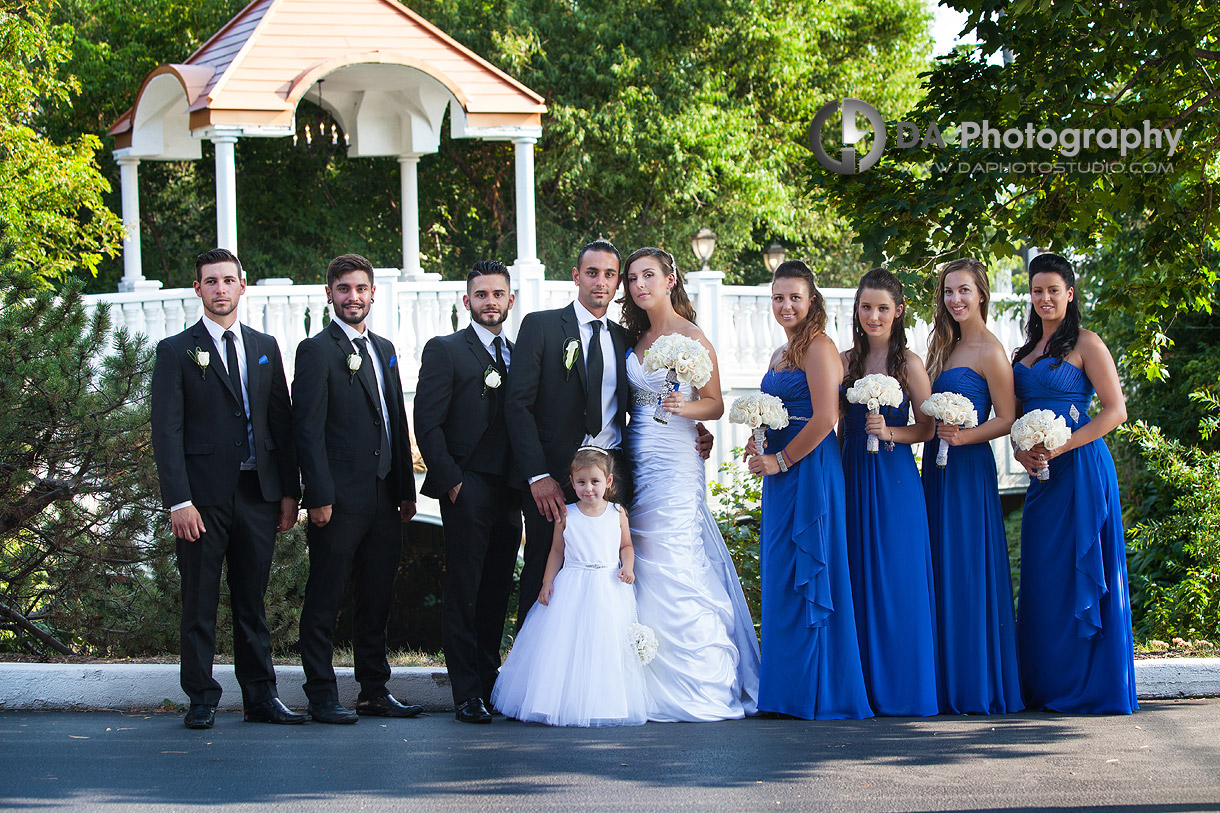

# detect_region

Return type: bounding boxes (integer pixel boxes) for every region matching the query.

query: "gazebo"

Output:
[108,0,547,291]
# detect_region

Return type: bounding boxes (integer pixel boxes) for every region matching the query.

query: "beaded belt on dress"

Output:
[788,415,810,422]
[630,387,661,407]
[566,561,613,570]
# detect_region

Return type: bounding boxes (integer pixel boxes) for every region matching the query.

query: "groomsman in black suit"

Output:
[151,248,307,729]
[415,261,522,724]
[292,253,422,724]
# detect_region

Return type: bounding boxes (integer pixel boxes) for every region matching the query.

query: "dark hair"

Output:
[467,260,510,288]
[618,247,698,344]
[326,253,375,288]
[576,239,621,268]
[1012,252,1081,367]
[773,260,827,370]
[925,257,991,382]
[195,248,242,281]
[842,268,910,412]
[570,446,616,501]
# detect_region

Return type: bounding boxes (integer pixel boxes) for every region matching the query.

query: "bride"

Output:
[620,246,761,722]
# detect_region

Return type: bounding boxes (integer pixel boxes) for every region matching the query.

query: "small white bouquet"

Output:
[729,391,790,452]
[920,391,979,467]
[1010,409,1072,481]
[845,374,904,453]
[642,333,712,424]
[627,621,658,665]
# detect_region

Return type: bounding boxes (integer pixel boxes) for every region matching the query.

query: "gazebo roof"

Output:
[110,0,546,152]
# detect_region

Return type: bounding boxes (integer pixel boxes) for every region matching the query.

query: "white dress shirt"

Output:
[471,321,511,370]
[572,299,621,450]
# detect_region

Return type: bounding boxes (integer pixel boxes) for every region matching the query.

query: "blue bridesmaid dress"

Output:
[1013,358,1138,714]
[757,367,872,720]
[921,367,1024,714]
[842,397,939,716]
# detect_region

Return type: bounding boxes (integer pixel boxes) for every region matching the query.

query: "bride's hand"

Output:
[660,390,685,415]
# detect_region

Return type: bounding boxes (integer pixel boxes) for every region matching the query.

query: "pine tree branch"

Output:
[0,599,74,656]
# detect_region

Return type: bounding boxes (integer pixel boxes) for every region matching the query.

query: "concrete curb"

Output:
[1,659,1217,712]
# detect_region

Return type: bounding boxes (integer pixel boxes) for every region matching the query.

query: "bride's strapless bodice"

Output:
[626,351,698,435]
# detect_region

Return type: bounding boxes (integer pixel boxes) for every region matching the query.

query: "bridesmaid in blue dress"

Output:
[745,260,872,720]
[839,268,939,717]
[922,258,1023,714]
[1011,253,1137,714]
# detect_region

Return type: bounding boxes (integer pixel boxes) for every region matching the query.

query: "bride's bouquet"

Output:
[729,391,790,453]
[1010,409,1072,481]
[845,374,904,453]
[920,392,979,467]
[642,333,712,424]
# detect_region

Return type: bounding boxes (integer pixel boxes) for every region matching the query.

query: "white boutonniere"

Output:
[562,337,580,380]
[346,352,362,382]
[188,347,210,379]
[482,365,502,398]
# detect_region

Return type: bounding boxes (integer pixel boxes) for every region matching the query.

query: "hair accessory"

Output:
[576,445,609,455]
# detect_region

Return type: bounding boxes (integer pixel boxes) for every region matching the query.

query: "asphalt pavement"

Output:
[2,700,1219,811]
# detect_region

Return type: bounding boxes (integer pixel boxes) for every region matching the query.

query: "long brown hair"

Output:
[842,268,910,412]
[774,260,827,370]
[617,247,697,344]
[925,258,991,382]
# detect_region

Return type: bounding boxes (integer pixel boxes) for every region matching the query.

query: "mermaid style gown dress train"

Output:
[1013,358,1137,714]
[626,351,761,722]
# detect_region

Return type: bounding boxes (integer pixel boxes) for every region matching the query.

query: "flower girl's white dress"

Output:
[491,502,650,726]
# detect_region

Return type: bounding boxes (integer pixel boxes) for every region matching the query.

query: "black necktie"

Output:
[492,335,506,376]
[354,336,392,479]
[223,330,246,418]
[585,320,603,437]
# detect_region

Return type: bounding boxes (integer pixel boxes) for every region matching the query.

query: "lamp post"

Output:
[690,227,717,272]
[763,241,787,274]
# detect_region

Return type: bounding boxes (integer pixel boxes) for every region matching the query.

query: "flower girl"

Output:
[490,447,651,726]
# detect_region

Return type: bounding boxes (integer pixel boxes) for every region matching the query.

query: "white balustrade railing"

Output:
[82,269,1031,492]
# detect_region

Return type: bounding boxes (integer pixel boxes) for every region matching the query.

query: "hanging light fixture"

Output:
[690,227,717,272]
[762,241,787,274]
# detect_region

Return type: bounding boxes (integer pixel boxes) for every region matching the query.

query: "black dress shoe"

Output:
[244,697,308,724]
[183,704,215,729]
[455,697,493,724]
[357,693,423,718]
[307,700,359,724]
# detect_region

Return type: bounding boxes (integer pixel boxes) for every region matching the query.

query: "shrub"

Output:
[710,453,761,633]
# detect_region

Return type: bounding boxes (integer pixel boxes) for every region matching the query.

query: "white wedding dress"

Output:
[626,351,761,721]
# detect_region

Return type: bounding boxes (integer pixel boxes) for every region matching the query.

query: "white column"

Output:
[512,137,540,269]
[212,134,239,253]
[685,270,724,349]
[115,153,160,292]
[398,155,424,280]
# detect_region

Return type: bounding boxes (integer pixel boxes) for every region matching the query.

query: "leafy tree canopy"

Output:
[817,0,1220,376]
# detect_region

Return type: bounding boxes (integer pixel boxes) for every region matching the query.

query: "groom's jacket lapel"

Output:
[559,303,587,393]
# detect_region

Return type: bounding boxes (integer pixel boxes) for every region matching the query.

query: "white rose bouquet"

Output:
[642,333,712,424]
[627,621,658,665]
[729,391,790,453]
[845,374,904,453]
[1010,409,1072,481]
[920,391,980,467]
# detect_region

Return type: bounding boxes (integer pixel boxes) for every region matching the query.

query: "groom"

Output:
[506,240,712,626]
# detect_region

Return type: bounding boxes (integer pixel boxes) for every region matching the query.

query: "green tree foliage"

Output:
[818,0,1220,374]
[0,3,123,284]
[43,0,930,287]
[711,455,761,630]
[1119,391,1220,640]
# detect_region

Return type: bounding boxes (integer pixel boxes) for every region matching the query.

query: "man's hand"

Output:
[171,505,206,541]
[695,422,715,460]
[529,477,567,523]
[309,505,333,527]
[400,500,417,522]
[447,482,462,504]
[277,498,299,533]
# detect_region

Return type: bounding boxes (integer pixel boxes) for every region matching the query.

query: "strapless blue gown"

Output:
[921,367,1023,714]
[842,398,939,716]
[757,367,872,720]
[1013,358,1137,714]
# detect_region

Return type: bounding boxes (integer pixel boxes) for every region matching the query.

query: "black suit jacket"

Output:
[414,325,517,499]
[292,320,416,512]
[504,303,630,489]
[151,319,298,508]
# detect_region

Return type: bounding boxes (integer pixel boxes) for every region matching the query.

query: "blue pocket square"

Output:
[258,354,269,365]
[389,354,398,368]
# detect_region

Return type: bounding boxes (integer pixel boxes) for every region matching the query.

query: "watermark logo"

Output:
[808,99,1182,176]
[809,98,886,175]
